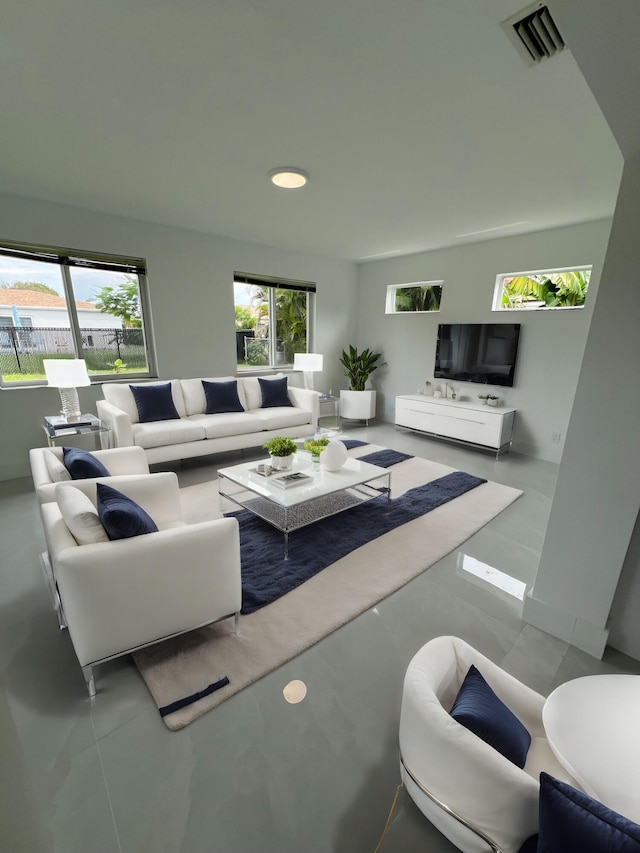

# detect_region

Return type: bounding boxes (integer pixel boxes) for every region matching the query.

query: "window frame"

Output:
[492,265,592,312]
[0,240,156,387]
[234,271,316,371]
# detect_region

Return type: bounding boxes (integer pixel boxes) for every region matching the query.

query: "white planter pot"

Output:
[340,390,377,422]
[270,454,294,471]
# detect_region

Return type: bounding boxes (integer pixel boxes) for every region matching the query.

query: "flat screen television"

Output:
[434,323,521,387]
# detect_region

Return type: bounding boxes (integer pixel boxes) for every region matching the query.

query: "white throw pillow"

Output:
[44,449,72,483]
[57,485,109,545]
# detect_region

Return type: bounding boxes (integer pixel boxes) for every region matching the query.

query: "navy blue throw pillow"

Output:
[130,383,180,423]
[537,772,640,852]
[202,379,244,414]
[96,482,158,540]
[62,447,110,480]
[450,664,531,768]
[258,376,292,408]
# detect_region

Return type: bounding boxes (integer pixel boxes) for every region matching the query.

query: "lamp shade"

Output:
[43,359,91,388]
[293,353,323,372]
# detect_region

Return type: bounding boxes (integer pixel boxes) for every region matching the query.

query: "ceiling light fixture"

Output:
[269,168,309,189]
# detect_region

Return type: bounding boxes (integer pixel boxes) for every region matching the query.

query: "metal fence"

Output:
[0,326,147,376]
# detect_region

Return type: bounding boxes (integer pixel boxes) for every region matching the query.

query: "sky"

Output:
[0,256,126,302]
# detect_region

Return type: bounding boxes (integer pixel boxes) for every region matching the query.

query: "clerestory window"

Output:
[492,266,592,311]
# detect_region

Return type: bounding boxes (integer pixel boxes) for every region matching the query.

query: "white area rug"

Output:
[134,446,522,729]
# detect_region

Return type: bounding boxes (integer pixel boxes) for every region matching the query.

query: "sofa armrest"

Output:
[55,517,241,666]
[96,399,135,448]
[287,386,320,422]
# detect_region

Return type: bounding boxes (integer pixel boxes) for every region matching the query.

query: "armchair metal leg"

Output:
[400,754,505,853]
[82,665,96,698]
[234,612,240,635]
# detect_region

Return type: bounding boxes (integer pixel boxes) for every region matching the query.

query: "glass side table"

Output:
[318,393,340,432]
[43,414,111,450]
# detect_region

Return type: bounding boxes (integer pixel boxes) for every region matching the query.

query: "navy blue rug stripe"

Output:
[339,439,370,449]
[229,470,486,615]
[159,676,230,716]
[358,448,414,468]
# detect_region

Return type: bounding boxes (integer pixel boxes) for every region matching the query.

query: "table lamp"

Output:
[293,353,323,390]
[43,359,91,421]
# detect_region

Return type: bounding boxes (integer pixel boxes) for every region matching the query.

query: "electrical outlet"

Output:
[551,431,561,444]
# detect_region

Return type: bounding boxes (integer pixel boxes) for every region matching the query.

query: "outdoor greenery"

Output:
[90,276,142,327]
[234,305,256,330]
[263,436,298,457]
[250,286,307,363]
[339,345,384,391]
[394,284,442,312]
[500,270,590,309]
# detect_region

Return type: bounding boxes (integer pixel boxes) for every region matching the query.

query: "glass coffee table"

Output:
[218,454,391,559]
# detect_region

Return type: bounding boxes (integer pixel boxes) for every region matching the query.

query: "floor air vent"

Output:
[501,3,565,67]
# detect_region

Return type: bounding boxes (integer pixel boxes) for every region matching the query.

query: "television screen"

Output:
[434,323,521,387]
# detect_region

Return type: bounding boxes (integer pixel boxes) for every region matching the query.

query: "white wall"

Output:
[524,151,640,657]
[0,191,358,481]
[355,219,612,463]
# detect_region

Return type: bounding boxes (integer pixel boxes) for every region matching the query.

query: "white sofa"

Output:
[96,375,319,465]
[29,445,150,505]
[42,472,241,696]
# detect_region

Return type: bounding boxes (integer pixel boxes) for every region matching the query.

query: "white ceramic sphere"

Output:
[321,439,348,471]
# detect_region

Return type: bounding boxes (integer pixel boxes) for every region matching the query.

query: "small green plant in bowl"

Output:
[303,437,330,459]
[263,436,298,457]
[478,393,500,406]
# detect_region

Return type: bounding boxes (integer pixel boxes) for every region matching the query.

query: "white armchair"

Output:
[30,445,150,505]
[42,472,241,697]
[399,636,580,853]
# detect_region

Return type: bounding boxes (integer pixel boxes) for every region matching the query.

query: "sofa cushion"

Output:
[57,485,109,545]
[63,447,110,480]
[96,483,159,540]
[44,448,72,483]
[131,419,206,450]
[450,664,531,768]
[253,407,311,431]
[102,380,187,423]
[189,412,264,439]
[130,383,180,423]
[202,379,245,414]
[241,374,285,411]
[537,772,640,852]
[259,376,293,408]
[180,376,248,416]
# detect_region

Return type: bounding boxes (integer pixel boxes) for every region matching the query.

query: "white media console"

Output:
[395,394,516,457]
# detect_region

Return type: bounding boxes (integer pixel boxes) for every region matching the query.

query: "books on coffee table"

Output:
[271,472,313,488]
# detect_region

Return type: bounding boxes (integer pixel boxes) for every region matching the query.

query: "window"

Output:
[385,281,443,314]
[493,266,592,311]
[0,241,154,386]
[234,272,315,369]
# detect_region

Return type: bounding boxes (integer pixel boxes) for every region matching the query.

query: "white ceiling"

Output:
[0,0,623,261]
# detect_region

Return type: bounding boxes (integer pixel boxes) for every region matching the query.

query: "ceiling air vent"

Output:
[501,3,565,67]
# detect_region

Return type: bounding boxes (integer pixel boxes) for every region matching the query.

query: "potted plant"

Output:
[478,393,500,407]
[263,436,298,471]
[303,436,329,463]
[339,345,384,423]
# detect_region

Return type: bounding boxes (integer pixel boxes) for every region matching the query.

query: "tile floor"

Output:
[1,423,638,852]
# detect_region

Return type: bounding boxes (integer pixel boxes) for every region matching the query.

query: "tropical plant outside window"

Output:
[0,242,154,386]
[493,267,592,311]
[234,273,315,369]
[385,281,443,314]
